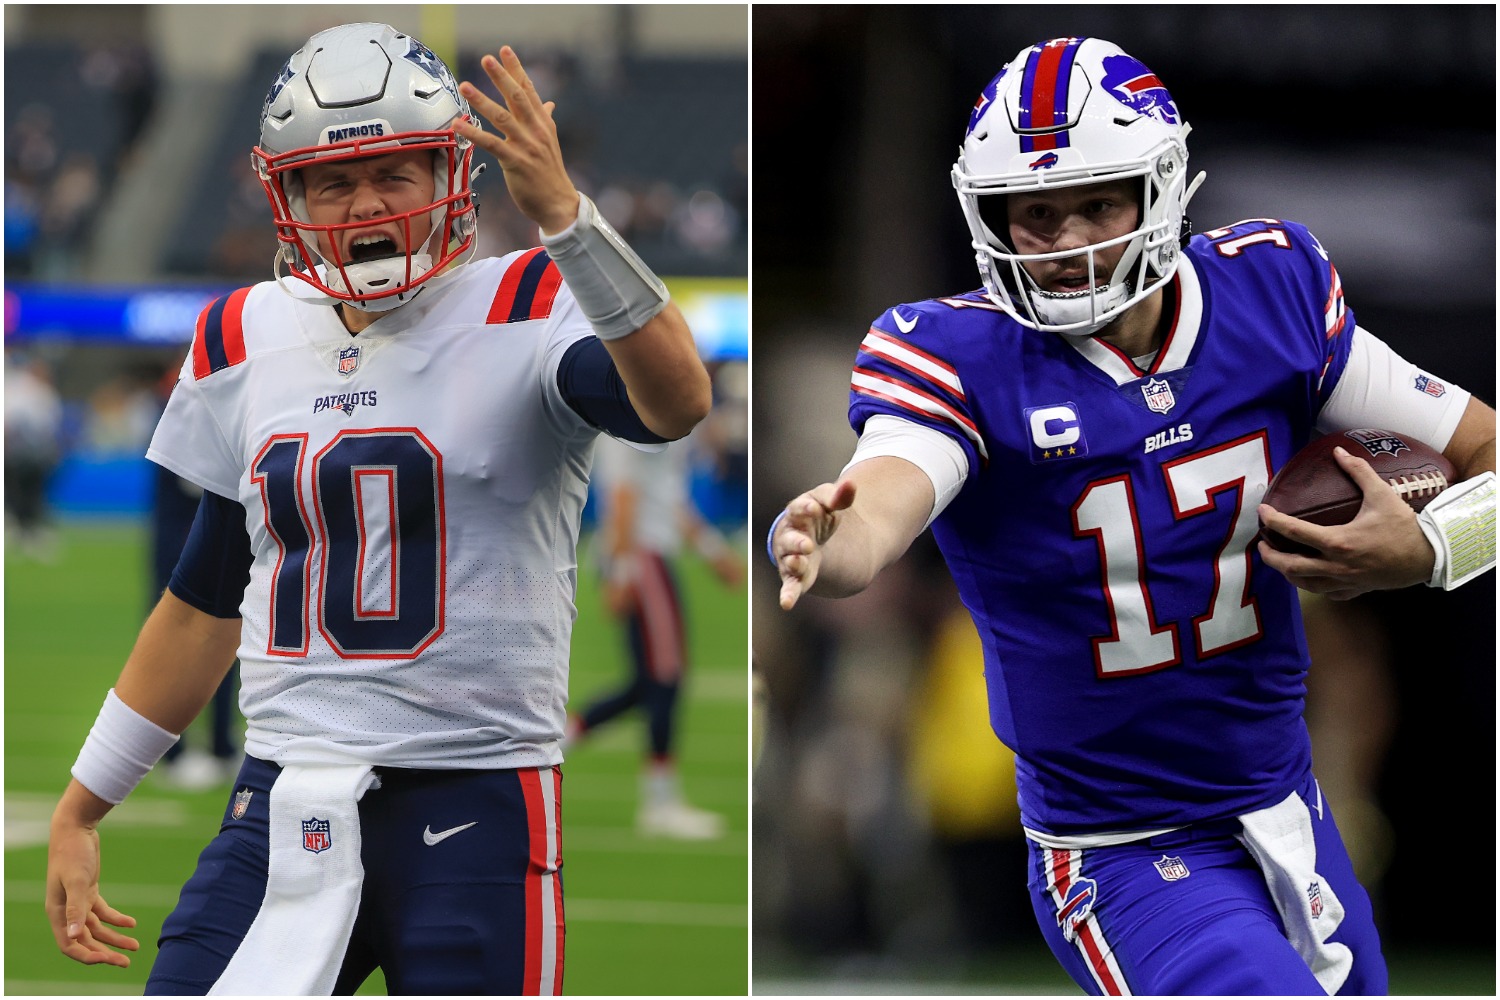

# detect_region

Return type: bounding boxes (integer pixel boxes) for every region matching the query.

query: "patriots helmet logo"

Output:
[1099,54,1179,125]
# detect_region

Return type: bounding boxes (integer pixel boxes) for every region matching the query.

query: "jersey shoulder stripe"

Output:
[191,286,253,380]
[1324,263,1348,339]
[487,247,563,325]
[858,328,966,401]
[850,367,989,460]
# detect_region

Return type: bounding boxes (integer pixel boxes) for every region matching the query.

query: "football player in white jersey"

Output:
[45,24,714,995]
[567,436,743,839]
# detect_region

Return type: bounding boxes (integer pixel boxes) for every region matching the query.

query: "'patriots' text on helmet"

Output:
[951,37,1206,336]
[253,22,482,312]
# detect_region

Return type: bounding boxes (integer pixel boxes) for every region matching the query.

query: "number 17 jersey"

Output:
[850,221,1384,837]
[148,251,600,771]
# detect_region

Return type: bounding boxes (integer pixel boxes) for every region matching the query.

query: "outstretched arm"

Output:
[47,590,240,968]
[771,456,934,609]
[456,47,711,440]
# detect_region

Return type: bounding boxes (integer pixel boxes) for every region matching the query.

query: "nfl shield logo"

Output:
[1141,377,1176,415]
[231,788,253,820]
[1153,855,1190,881]
[338,345,360,376]
[302,817,332,853]
[1307,880,1323,918]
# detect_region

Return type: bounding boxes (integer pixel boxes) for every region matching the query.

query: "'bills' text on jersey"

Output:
[850,220,1364,837]
[148,250,600,770]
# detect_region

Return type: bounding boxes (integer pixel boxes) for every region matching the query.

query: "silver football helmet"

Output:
[253,22,481,312]
[952,37,1206,336]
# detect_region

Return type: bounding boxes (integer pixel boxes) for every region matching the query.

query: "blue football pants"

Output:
[145,757,565,995]
[1027,771,1386,996]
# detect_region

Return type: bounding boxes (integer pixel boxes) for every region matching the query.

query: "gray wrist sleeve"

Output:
[540,194,670,341]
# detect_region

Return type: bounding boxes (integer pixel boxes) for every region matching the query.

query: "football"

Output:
[1260,428,1455,554]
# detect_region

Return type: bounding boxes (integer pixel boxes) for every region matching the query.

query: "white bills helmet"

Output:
[951,37,1206,336]
[253,23,481,312]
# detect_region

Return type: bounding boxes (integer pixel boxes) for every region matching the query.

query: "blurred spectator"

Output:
[4,352,64,557]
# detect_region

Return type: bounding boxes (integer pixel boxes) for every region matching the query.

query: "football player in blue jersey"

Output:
[769,36,1494,996]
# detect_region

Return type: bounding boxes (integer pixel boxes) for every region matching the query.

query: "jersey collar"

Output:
[1062,254,1204,386]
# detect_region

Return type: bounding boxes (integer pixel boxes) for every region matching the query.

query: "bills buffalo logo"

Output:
[232,788,253,821]
[1154,855,1190,881]
[1307,880,1323,918]
[1414,374,1447,398]
[302,817,333,853]
[1342,428,1410,458]
[1029,152,1060,170]
[1056,876,1097,943]
[1100,54,1180,125]
[965,69,1006,137]
[1141,377,1176,415]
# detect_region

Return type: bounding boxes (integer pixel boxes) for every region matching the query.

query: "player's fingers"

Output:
[779,576,806,610]
[455,85,512,143]
[1257,504,1333,551]
[85,913,139,952]
[1256,540,1343,580]
[92,895,136,929]
[1331,447,1393,503]
[498,46,545,112]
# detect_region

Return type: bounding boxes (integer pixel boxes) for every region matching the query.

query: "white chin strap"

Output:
[1029,283,1131,338]
[326,254,434,313]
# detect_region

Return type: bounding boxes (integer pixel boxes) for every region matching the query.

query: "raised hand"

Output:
[455,47,581,235]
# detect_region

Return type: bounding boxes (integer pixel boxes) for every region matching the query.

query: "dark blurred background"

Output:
[752,5,1495,994]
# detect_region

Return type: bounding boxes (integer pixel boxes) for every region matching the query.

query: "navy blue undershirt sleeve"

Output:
[167,490,253,619]
[557,337,668,444]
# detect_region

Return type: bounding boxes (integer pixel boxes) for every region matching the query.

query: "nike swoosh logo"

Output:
[423,821,478,846]
[893,310,918,334]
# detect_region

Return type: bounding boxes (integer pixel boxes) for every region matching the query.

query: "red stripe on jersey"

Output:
[487,247,547,324]
[191,300,213,380]
[866,329,958,377]
[532,260,564,320]
[853,367,980,437]
[221,286,251,368]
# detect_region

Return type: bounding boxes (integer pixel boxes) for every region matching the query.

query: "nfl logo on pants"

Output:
[1153,854,1190,881]
[302,817,332,853]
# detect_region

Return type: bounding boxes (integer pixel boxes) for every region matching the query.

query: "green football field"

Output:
[5,521,749,996]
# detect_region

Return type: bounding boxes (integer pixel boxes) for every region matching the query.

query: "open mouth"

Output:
[347,234,401,264]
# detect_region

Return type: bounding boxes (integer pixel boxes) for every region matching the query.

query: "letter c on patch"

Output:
[1030,404,1080,449]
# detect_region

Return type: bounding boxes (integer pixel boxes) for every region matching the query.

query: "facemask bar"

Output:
[254,129,477,305]
[952,135,1199,335]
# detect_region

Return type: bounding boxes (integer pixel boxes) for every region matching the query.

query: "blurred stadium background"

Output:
[751,6,1494,996]
[4,4,747,995]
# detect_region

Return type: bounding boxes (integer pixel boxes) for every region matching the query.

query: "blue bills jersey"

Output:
[848,220,1358,837]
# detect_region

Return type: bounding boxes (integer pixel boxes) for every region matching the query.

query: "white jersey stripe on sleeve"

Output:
[852,369,989,460]
[860,330,965,399]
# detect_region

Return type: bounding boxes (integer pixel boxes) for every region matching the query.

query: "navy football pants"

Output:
[1028,771,1385,995]
[146,757,564,995]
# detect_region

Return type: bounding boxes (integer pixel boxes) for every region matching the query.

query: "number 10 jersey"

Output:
[149,250,600,770]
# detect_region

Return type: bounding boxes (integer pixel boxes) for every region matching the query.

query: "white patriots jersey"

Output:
[147,250,601,770]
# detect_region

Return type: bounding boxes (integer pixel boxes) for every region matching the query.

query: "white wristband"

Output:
[540,194,669,340]
[71,689,179,804]
[1416,471,1496,590]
